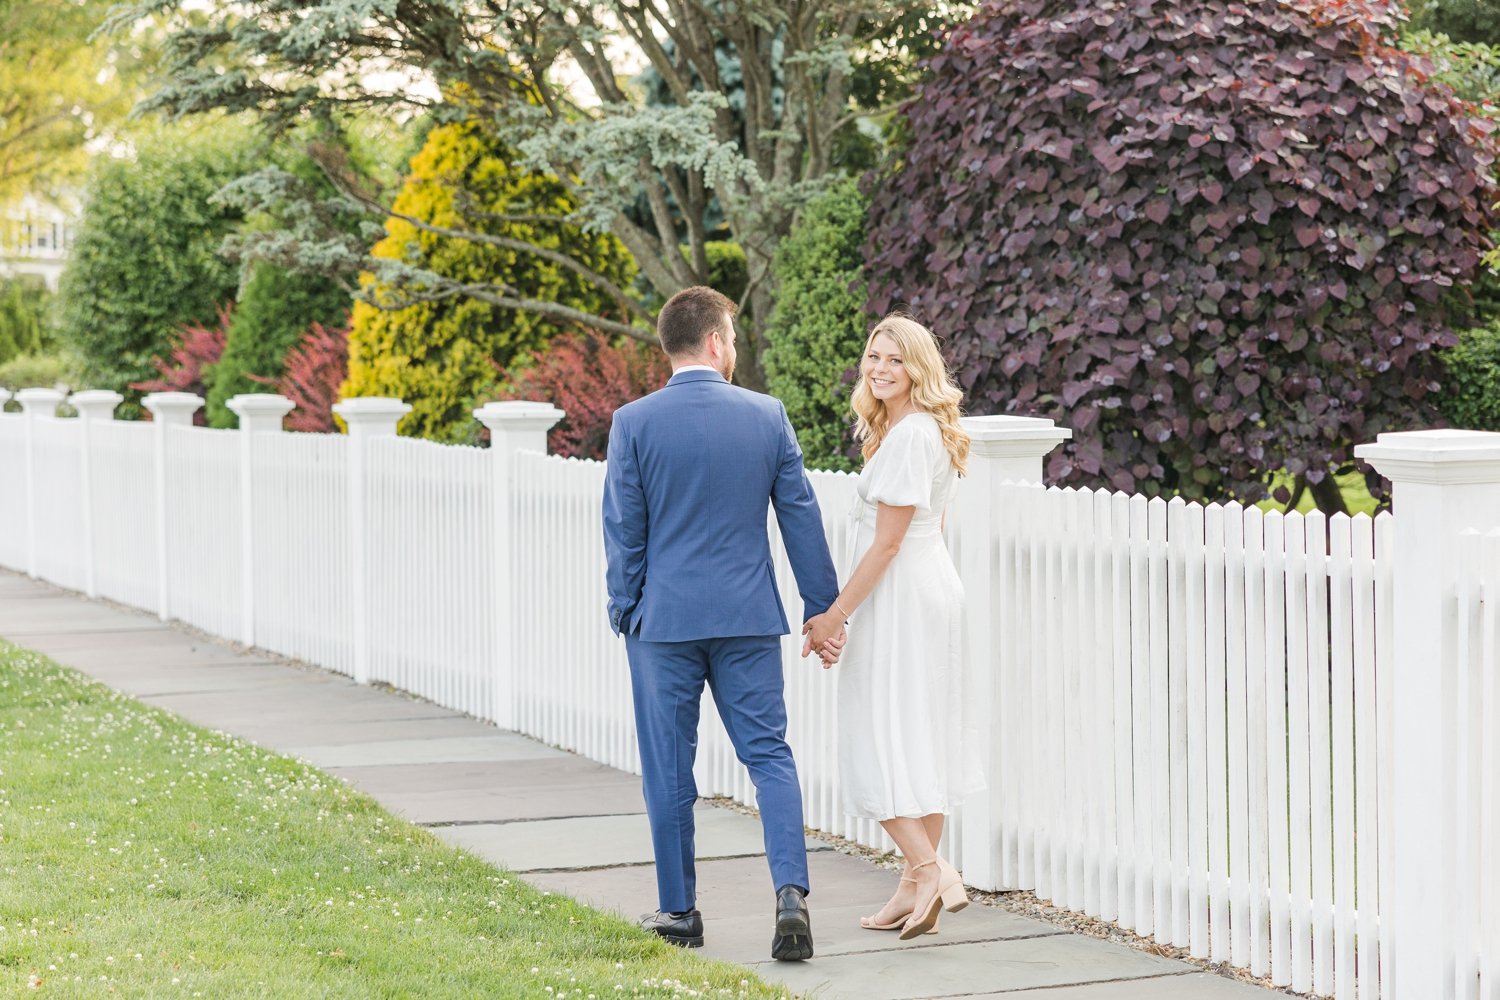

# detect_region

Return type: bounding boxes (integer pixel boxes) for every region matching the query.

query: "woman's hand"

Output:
[801,611,845,663]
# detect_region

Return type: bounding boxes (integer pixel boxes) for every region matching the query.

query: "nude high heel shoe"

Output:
[860,872,941,934]
[897,860,946,940]
[936,856,969,913]
[860,873,916,931]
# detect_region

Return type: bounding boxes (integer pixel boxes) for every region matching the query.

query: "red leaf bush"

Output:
[489,331,671,459]
[865,0,1500,506]
[248,321,351,433]
[130,305,231,425]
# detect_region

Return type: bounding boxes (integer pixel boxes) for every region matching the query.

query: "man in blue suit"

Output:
[603,285,842,961]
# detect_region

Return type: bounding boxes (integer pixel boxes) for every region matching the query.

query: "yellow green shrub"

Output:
[342,119,636,442]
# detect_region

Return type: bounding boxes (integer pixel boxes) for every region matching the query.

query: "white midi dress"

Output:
[837,412,982,821]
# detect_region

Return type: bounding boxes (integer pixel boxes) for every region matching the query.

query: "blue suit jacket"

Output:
[602,369,839,642]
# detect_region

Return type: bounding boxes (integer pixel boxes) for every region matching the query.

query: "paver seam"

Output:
[904,970,1201,997]
[0,626,175,637]
[498,851,806,874]
[745,929,1074,963]
[423,812,647,828]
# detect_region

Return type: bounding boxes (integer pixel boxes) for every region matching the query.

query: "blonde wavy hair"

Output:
[851,314,971,476]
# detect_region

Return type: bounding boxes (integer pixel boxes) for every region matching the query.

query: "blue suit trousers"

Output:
[625,634,810,913]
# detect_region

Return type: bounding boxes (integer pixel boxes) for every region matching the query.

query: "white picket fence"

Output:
[2,385,1498,1000]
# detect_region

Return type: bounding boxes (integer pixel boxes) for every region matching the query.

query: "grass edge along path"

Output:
[0,641,791,999]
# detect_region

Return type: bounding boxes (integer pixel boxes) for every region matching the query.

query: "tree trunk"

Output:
[734,272,777,393]
[1309,472,1350,516]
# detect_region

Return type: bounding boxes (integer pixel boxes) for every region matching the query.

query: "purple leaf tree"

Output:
[865,0,1500,511]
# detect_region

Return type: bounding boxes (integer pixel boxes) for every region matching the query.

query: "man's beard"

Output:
[719,357,736,382]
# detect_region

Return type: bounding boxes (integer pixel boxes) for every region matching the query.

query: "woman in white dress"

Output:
[802,314,976,941]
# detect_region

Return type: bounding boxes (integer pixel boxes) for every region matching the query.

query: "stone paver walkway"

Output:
[0,567,1289,999]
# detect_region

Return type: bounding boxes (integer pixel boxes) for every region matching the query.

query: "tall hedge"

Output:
[58,123,254,404]
[205,263,350,427]
[865,0,1500,507]
[1442,320,1500,430]
[763,179,871,472]
[341,120,636,442]
[0,279,52,365]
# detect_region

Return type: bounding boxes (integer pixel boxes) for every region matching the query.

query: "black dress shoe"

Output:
[640,909,704,948]
[770,884,814,961]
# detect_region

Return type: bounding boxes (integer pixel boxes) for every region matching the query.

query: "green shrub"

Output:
[341,119,636,442]
[0,352,83,393]
[57,121,256,408]
[0,278,53,365]
[1442,320,1500,430]
[763,178,871,472]
[206,263,350,427]
[680,241,749,309]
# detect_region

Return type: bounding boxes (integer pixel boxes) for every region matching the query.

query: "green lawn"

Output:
[1254,468,1380,517]
[0,642,787,999]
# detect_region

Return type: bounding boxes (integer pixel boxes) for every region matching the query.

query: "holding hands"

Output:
[801,607,848,668]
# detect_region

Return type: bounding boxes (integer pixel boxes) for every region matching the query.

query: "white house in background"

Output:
[0,195,79,291]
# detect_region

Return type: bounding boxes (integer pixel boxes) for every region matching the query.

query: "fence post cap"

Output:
[15,387,67,411]
[68,389,124,420]
[227,393,296,420]
[960,414,1072,440]
[332,396,411,436]
[960,414,1072,458]
[473,400,565,432]
[331,396,412,418]
[68,389,124,407]
[1355,428,1500,485]
[142,391,206,413]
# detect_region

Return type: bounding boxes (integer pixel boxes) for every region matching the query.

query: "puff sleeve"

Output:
[861,419,939,512]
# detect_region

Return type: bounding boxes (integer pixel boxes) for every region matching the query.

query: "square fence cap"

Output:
[473,400,565,431]
[69,389,124,420]
[15,386,67,409]
[68,389,124,407]
[331,397,413,431]
[227,393,296,418]
[1355,428,1500,485]
[331,396,412,416]
[142,391,205,410]
[961,414,1072,441]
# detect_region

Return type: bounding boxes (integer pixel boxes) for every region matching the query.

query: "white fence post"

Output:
[1354,429,1500,999]
[141,392,205,621]
[331,397,411,685]
[16,387,66,579]
[954,414,1071,891]
[227,393,295,648]
[69,389,124,598]
[474,401,564,730]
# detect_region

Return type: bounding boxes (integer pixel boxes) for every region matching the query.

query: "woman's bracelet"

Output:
[833,598,850,623]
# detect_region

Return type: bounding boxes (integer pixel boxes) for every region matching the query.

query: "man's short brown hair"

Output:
[656,286,737,357]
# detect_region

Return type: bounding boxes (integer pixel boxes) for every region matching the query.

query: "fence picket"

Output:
[1352,515,1380,1000]
[1265,510,1291,986]
[1184,500,1209,959]
[1166,497,1191,948]
[1110,489,1135,928]
[1330,514,1357,1000]
[1224,502,1251,967]
[1129,492,1153,934]
[1204,503,1231,964]
[1285,513,1314,993]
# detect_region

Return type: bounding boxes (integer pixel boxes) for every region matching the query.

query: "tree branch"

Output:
[381,279,653,342]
